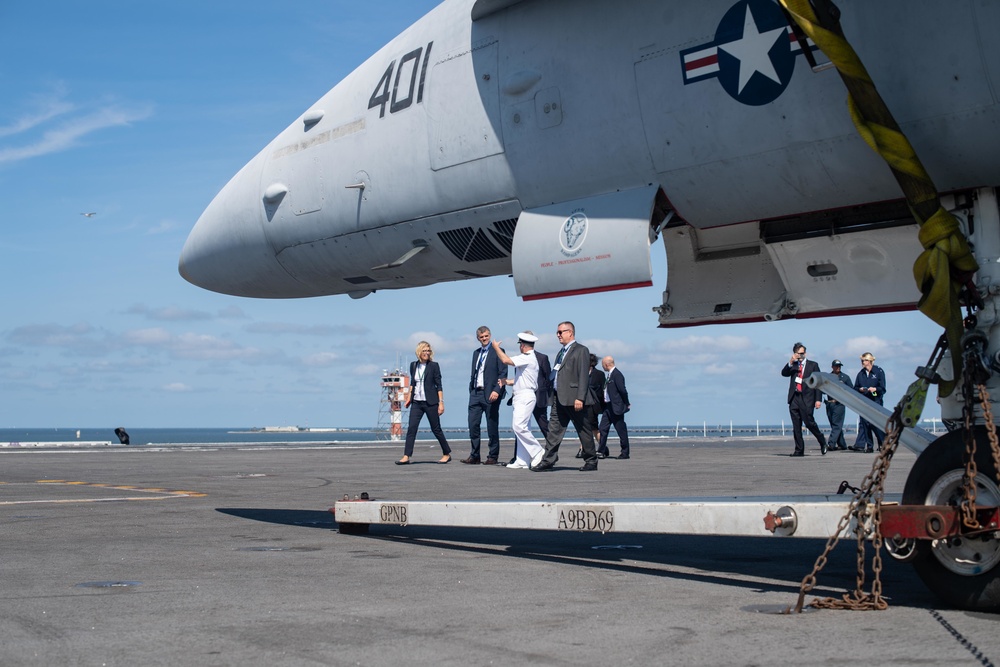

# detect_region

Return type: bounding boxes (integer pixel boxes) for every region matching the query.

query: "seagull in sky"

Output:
[80,212,97,217]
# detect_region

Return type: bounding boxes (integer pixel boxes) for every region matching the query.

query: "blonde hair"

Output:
[860,352,875,361]
[415,341,434,361]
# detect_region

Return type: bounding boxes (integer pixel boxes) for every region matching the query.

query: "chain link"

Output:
[789,409,901,613]
[789,337,944,613]
[982,385,1000,487]
[958,378,981,529]
[789,308,1000,613]
[960,382,982,529]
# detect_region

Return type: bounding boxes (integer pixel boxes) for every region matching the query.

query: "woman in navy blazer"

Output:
[397,341,452,465]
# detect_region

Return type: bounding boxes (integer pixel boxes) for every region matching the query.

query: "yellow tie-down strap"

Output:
[778,0,978,396]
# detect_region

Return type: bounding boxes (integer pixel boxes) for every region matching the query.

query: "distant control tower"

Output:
[376,367,410,441]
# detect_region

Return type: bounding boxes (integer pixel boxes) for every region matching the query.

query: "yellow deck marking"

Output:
[0,480,206,505]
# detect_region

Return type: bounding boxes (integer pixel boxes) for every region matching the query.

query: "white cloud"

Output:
[122,328,268,362]
[0,98,75,137]
[163,382,193,393]
[302,352,339,367]
[5,322,113,357]
[217,306,247,320]
[657,334,754,354]
[125,304,212,321]
[840,336,891,361]
[171,332,265,362]
[585,338,642,357]
[0,100,153,164]
[403,331,450,354]
[146,220,179,235]
[352,363,381,377]
[245,322,367,336]
[122,327,173,346]
[7,322,94,345]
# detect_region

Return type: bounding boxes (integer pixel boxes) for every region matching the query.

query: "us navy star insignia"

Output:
[718,3,786,94]
[680,0,817,106]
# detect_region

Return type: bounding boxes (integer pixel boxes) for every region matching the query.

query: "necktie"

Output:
[552,346,566,384]
[474,348,487,386]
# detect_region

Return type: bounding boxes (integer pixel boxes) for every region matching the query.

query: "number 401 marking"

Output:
[368,42,434,118]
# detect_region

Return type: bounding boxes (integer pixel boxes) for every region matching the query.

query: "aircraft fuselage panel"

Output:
[180,0,1000,325]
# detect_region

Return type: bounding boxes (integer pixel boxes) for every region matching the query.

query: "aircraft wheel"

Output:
[901,427,1000,611]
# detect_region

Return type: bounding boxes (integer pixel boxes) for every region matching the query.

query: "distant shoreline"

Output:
[1,421,950,448]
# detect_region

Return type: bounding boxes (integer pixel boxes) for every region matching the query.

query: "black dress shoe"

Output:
[616,454,630,459]
[789,452,804,457]
[575,449,583,459]
[460,456,481,464]
[530,459,555,471]
[508,457,517,465]
[848,446,865,452]
[578,463,598,471]
[820,442,828,455]
[596,452,608,459]
[395,458,410,465]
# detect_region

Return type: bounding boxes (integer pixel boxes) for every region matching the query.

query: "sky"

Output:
[0,0,946,430]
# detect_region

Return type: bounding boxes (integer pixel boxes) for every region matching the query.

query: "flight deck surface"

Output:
[2,437,998,665]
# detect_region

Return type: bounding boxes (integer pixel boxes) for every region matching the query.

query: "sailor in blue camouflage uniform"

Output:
[850,352,886,453]
[824,359,853,451]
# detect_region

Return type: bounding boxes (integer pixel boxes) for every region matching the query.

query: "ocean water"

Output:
[0,423,881,447]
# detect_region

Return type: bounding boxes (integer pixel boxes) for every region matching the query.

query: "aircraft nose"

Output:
[179,159,308,298]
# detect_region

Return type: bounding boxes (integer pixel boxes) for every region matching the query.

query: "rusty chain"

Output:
[788,408,901,613]
[789,327,994,612]
[987,387,1000,487]
[963,383,1000,531]
[957,319,1000,528]
[792,379,1000,612]
[960,380,981,529]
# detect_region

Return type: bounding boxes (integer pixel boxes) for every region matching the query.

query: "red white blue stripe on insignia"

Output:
[681,28,814,84]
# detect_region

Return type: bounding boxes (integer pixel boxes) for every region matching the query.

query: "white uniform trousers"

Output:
[511,391,544,466]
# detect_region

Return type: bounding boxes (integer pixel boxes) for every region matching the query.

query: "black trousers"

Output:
[532,395,549,437]
[468,388,501,459]
[542,401,597,464]
[599,408,630,456]
[404,401,450,457]
[854,396,885,451]
[856,417,885,450]
[789,393,826,454]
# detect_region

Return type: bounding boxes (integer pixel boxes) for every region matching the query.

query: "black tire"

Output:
[902,427,1000,611]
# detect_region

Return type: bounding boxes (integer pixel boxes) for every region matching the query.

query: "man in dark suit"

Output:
[533,349,552,437]
[530,321,599,472]
[598,356,631,459]
[462,326,508,465]
[582,354,606,458]
[781,342,828,457]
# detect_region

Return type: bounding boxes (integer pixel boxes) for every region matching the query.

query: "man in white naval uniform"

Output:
[491,332,545,469]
